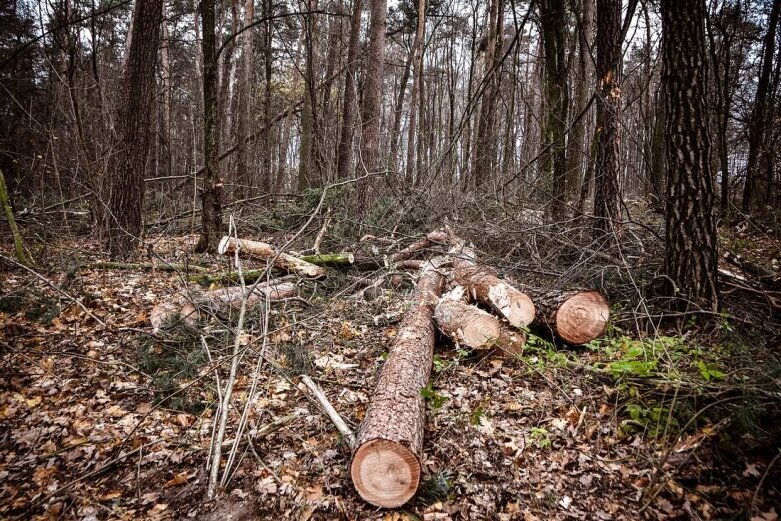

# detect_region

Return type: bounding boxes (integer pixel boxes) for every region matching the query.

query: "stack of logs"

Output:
[350,232,609,508]
[148,229,610,509]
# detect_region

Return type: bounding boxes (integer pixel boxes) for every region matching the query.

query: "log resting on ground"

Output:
[350,260,446,508]
[453,265,535,329]
[520,286,610,345]
[150,280,297,328]
[352,229,451,270]
[218,236,326,278]
[434,286,526,352]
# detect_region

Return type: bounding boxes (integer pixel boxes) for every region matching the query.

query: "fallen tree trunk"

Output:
[150,280,297,328]
[350,260,446,508]
[299,252,354,267]
[520,286,609,345]
[352,229,451,271]
[218,236,326,278]
[434,287,526,352]
[86,261,210,273]
[453,265,535,329]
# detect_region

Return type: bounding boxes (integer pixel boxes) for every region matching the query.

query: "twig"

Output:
[297,374,356,449]
[313,208,332,254]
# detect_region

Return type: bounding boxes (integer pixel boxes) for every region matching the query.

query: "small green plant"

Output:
[470,406,486,426]
[421,382,448,410]
[419,470,453,504]
[529,427,551,449]
[432,354,447,373]
[694,360,726,381]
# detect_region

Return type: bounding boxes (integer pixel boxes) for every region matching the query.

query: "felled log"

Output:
[452,265,535,330]
[352,229,451,271]
[86,261,210,273]
[434,287,526,352]
[218,236,326,278]
[150,280,297,328]
[521,287,609,345]
[350,260,446,508]
[299,252,355,267]
[723,251,780,289]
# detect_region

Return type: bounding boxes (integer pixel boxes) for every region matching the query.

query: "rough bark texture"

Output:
[434,287,526,352]
[196,0,224,252]
[217,237,326,278]
[106,0,163,257]
[404,0,426,186]
[661,0,719,311]
[593,0,622,238]
[539,0,569,218]
[355,0,387,207]
[350,263,445,508]
[521,286,609,345]
[742,0,780,211]
[150,281,297,329]
[335,0,363,180]
[453,265,536,329]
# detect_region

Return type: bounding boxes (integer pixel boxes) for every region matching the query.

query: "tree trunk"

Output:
[105,0,163,257]
[520,287,609,344]
[196,0,224,252]
[404,0,427,186]
[350,261,445,508]
[538,0,569,219]
[453,265,536,329]
[593,0,622,239]
[218,236,327,278]
[0,168,27,263]
[566,0,594,203]
[335,0,363,180]
[235,0,255,198]
[742,0,780,212]
[472,0,503,188]
[150,280,297,329]
[356,0,387,206]
[661,0,719,311]
[434,287,526,352]
[389,50,413,174]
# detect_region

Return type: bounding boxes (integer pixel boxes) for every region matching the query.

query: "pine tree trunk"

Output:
[335,0,363,180]
[742,0,780,212]
[356,0,387,206]
[196,0,224,252]
[539,0,569,218]
[661,0,719,311]
[350,262,445,508]
[593,0,622,238]
[521,286,610,345]
[105,0,163,257]
[404,0,426,186]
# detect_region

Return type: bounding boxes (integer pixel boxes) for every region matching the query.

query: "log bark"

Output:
[434,287,526,352]
[453,265,535,329]
[520,286,609,345]
[350,261,446,508]
[218,236,326,278]
[299,252,355,267]
[150,280,297,328]
[352,229,451,271]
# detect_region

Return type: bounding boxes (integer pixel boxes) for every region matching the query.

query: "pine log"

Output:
[521,287,610,345]
[150,280,297,328]
[217,236,326,278]
[351,229,451,271]
[299,252,355,267]
[434,287,526,352]
[350,261,446,508]
[453,265,535,329]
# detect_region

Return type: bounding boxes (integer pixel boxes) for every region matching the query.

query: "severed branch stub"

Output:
[350,258,446,508]
[297,375,356,448]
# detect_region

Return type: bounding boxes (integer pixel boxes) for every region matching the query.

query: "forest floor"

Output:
[1,212,781,520]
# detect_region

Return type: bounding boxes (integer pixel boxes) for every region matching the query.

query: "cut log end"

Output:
[555,291,610,345]
[351,439,421,508]
[217,236,231,255]
[488,283,536,328]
